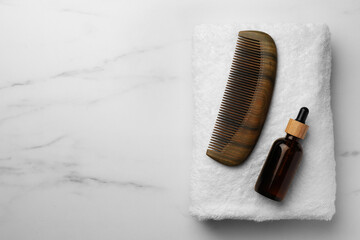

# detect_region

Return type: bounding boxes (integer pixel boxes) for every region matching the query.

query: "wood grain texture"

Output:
[285,119,309,139]
[207,31,277,166]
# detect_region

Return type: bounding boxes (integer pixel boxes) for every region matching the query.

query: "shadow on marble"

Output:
[199,216,337,239]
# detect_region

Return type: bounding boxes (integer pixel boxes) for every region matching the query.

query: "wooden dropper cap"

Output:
[285,107,309,139]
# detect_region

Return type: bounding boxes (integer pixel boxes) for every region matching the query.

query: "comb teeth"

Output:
[208,36,261,152]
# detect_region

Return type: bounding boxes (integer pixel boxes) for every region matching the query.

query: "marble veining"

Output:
[63,172,160,190]
[339,151,360,157]
[24,135,66,150]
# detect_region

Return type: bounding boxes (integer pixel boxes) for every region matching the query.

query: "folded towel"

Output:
[190,24,335,221]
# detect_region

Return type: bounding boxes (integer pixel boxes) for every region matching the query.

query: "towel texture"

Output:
[190,24,335,221]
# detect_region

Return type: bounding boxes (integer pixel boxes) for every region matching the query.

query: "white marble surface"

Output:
[0,0,359,239]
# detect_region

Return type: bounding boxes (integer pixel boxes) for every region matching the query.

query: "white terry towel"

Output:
[190,24,335,221]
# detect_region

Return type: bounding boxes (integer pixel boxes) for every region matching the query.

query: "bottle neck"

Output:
[285,134,299,141]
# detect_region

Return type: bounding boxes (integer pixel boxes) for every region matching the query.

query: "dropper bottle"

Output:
[255,107,309,201]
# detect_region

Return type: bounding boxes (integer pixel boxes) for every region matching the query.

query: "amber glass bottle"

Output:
[255,107,309,201]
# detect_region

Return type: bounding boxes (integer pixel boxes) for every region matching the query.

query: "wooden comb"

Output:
[207,31,277,166]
